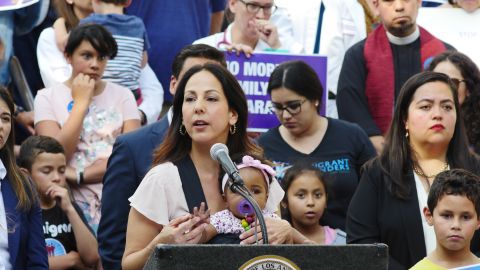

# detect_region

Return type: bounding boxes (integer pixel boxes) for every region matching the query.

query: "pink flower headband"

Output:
[221,155,276,193]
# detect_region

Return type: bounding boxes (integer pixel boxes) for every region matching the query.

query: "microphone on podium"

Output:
[210,143,244,190]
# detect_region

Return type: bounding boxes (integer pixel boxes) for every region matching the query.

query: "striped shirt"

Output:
[81,14,150,92]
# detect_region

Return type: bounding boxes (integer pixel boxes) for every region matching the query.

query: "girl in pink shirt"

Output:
[281,163,346,244]
[34,24,141,233]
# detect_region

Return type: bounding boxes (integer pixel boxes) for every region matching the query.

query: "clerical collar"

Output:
[386,26,420,45]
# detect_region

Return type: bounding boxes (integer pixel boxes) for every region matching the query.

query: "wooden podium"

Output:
[144,244,388,270]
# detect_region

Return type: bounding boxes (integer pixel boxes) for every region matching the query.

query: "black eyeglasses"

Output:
[450,78,466,89]
[238,0,277,15]
[270,99,307,116]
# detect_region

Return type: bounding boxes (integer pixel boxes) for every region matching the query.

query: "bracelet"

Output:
[76,168,84,185]
[264,48,289,53]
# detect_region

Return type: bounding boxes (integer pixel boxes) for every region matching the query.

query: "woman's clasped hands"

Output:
[154,202,210,245]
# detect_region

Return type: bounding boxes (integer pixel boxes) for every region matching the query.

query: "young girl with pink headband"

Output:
[207,155,285,244]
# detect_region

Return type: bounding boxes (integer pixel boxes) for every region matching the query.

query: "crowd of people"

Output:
[1,0,480,269]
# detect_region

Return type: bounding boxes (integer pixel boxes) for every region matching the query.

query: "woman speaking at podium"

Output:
[122,64,302,270]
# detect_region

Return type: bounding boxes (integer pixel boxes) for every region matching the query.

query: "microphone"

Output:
[210,143,244,189]
[210,143,269,244]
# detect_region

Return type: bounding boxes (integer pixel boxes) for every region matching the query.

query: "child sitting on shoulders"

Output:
[208,155,285,244]
[19,135,99,269]
[80,0,149,102]
[410,169,480,270]
[281,163,346,244]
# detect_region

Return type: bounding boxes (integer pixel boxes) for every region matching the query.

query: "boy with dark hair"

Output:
[411,169,480,270]
[169,44,227,91]
[19,136,99,269]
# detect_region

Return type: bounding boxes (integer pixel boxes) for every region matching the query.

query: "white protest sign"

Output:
[417,8,480,68]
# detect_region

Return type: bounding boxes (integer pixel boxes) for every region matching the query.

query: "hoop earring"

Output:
[229,123,236,135]
[179,124,186,136]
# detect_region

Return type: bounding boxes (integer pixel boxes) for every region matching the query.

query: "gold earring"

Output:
[179,124,186,135]
[405,130,409,138]
[229,123,237,135]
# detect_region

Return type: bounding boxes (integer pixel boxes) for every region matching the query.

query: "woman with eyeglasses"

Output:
[193,0,301,56]
[428,51,480,153]
[258,61,376,231]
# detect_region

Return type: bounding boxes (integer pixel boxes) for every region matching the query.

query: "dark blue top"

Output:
[2,175,48,269]
[258,118,376,230]
[98,116,169,270]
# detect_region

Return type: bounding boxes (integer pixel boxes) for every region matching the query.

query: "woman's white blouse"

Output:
[414,171,437,255]
[129,162,190,226]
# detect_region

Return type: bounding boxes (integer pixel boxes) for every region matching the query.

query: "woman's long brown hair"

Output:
[0,87,36,210]
[153,64,262,165]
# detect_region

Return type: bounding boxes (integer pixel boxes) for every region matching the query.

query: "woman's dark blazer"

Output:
[2,175,48,269]
[346,161,480,270]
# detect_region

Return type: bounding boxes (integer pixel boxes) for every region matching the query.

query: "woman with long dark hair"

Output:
[122,64,301,270]
[0,87,48,269]
[346,71,480,270]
